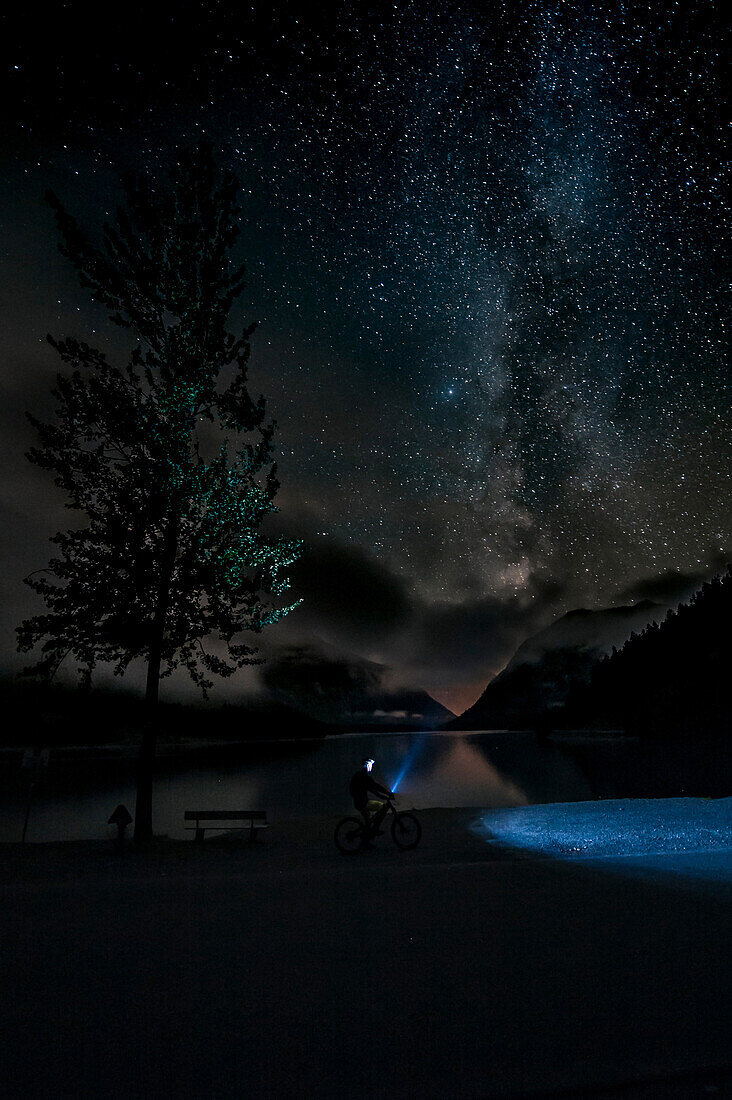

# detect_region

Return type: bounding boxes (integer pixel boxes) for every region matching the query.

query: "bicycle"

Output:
[334,796,421,854]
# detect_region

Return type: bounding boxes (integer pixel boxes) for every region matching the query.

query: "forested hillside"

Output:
[561,568,731,736]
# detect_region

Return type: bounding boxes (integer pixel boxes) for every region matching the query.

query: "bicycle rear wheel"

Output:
[391,812,421,850]
[334,816,366,854]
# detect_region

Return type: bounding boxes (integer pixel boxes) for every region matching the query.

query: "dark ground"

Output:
[2,809,730,1099]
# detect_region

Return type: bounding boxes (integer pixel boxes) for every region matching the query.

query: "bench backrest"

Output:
[184,810,267,822]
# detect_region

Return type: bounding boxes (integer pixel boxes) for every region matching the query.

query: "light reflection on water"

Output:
[400,738,529,809]
[0,729,601,843]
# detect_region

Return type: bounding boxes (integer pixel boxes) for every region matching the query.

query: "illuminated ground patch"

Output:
[472,797,732,860]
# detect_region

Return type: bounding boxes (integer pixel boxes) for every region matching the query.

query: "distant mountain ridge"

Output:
[0,638,454,746]
[504,599,661,670]
[260,642,454,729]
[450,598,666,730]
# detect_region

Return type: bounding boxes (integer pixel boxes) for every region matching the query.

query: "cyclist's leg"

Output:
[354,804,377,848]
[362,799,384,837]
[371,799,389,834]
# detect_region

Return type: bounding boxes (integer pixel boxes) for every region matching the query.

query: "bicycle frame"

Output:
[366,797,397,837]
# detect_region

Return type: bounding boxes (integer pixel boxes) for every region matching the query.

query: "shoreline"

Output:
[3,795,730,859]
[0,728,648,760]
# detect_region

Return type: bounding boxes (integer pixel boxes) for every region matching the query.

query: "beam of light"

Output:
[390,733,427,793]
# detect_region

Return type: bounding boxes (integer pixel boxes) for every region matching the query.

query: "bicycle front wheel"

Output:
[391,812,421,850]
[334,816,366,854]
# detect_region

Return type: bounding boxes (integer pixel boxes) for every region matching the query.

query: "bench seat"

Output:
[184,810,268,842]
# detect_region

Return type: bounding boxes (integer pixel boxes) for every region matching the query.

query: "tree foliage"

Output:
[17,145,301,699]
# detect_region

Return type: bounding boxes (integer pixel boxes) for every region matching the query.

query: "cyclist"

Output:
[349,757,393,845]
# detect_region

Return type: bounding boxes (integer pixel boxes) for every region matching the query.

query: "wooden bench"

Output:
[184,810,268,842]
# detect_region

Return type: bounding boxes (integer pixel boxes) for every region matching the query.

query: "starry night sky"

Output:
[1,0,729,712]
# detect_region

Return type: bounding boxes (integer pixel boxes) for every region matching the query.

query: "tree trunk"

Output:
[134,515,178,845]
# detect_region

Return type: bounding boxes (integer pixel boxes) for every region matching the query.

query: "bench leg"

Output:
[195,827,204,842]
[250,821,256,842]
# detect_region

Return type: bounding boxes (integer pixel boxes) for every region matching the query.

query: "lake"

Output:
[1,729,729,843]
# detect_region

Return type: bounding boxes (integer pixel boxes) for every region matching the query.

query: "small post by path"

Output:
[108,804,133,853]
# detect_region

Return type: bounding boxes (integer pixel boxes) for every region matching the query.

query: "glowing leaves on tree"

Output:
[16,144,303,840]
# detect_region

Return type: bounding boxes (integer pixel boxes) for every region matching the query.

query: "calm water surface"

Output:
[1,729,728,843]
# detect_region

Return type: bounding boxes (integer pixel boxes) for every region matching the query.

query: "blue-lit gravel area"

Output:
[472,797,732,883]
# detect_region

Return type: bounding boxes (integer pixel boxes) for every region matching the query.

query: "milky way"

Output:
[2,0,729,709]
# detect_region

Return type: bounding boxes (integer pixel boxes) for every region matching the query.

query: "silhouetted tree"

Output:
[17,146,302,841]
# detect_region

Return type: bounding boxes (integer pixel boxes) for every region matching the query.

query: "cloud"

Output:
[249,538,569,714]
[399,582,557,682]
[273,538,565,685]
[284,539,413,648]
[261,641,382,702]
[615,555,731,608]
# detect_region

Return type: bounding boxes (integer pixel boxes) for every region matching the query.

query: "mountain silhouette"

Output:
[260,641,454,729]
[450,599,666,730]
